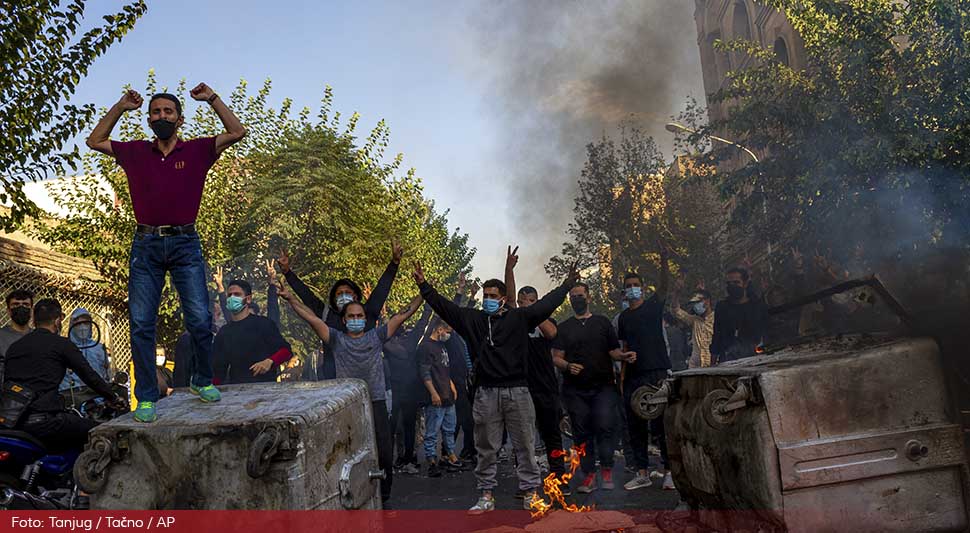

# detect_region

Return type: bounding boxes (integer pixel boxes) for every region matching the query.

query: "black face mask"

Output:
[570,296,588,315]
[10,307,30,327]
[726,284,746,301]
[150,119,177,140]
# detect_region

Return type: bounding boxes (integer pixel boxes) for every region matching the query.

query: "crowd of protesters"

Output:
[0,84,847,512]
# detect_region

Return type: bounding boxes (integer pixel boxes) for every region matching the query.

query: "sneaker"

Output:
[613,450,624,459]
[190,383,221,403]
[522,491,539,510]
[624,464,638,474]
[393,457,407,470]
[133,401,157,423]
[444,454,462,472]
[650,469,665,480]
[402,462,420,475]
[648,444,661,456]
[468,494,495,515]
[427,461,442,478]
[662,472,676,491]
[624,472,652,490]
[577,473,597,494]
[601,468,615,490]
[561,485,572,497]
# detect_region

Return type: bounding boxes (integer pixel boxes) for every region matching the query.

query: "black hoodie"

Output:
[419,281,570,388]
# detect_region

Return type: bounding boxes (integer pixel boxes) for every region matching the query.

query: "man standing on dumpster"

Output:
[86,85,247,422]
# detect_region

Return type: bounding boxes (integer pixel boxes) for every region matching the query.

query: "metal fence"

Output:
[0,259,130,372]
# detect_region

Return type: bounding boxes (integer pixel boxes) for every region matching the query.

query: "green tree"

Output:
[1,0,146,230]
[548,124,724,315]
[674,0,970,290]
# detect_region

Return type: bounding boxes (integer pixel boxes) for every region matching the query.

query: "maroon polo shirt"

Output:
[111,137,219,226]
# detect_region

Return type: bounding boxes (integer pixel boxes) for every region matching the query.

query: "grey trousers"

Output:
[472,386,540,491]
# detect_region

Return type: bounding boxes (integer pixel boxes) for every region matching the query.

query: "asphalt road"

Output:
[390,450,681,512]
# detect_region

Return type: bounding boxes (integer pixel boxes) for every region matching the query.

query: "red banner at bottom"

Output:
[2,509,803,533]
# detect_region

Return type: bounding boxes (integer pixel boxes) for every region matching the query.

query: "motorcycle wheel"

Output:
[74,449,107,493]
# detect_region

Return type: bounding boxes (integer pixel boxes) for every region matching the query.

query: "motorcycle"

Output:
[0,318,129,510]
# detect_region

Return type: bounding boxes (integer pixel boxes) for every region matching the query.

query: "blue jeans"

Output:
[129,233,213,403]
[424,404,457,459]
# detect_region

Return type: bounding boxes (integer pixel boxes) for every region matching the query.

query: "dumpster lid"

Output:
[100,380,369,432]
[673,334,930,377]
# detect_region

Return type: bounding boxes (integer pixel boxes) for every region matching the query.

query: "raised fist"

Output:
[118,89,143,111]
[190,83,215,102]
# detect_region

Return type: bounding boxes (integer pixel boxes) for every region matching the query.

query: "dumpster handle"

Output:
[767,274,917,332]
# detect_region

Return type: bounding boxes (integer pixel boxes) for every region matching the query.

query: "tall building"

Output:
[694,1,806,123]
[687,1,807,280]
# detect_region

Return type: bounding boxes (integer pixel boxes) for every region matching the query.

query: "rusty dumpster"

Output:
[77,380,383,510]
[650,335,969,531]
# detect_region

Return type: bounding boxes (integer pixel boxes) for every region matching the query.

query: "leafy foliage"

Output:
[0,0,146,230]
[35,73,474,350]
[674,0,970,286]
[548,124,725,315]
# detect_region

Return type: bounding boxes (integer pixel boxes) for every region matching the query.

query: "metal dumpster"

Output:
[77,380,383,510]
[652,335,969,531]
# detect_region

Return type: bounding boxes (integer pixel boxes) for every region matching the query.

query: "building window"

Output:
[774,37,790,66]
[733,2,752,41]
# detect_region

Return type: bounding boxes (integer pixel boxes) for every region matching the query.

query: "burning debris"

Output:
[527,444,592,519]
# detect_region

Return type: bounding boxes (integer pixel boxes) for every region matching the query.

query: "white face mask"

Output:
[156,355,167,367]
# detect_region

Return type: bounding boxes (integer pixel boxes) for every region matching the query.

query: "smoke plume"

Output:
[466,0,704,288]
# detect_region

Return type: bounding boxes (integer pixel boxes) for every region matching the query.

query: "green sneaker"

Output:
[190,383,221,403]
[133,401,157,423]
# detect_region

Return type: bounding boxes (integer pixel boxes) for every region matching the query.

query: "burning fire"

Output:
[528,444,593,519]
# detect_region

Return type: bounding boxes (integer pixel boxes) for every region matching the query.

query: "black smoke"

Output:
[466,0,704,288]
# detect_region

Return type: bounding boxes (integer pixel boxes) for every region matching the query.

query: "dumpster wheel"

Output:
[247,427,281,478]
[74,438,112,494]
[631,384,665,420]
[702,389,737,429]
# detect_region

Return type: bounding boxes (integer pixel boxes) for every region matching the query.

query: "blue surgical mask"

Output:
[691,301,707,315]
[625,286,643,301]
[336,293,355,310]
[346,318,366,333]
[482,298,502,315]
[226,295,247,314]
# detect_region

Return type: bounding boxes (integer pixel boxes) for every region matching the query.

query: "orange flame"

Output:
[528,444,594,519]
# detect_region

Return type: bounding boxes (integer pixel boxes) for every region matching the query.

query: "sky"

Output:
[58,0,705,291]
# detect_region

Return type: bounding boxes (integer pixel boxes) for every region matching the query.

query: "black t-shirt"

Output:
[213,315,290,384]
[711,298,768,364]
[617,295,670,378]
[553,315,619,389]
[418,339,454,406]
[526,319,559,396]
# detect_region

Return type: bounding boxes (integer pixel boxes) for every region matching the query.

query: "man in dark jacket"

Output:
[3,299,124,451]
[384,303,432,473]
[412,259,578,514]
[276,243,401,379]
[506,252,566,487]
[212,280,292,384]
[711,267,768,364]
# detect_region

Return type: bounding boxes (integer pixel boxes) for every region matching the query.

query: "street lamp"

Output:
[665,121,773,280]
